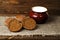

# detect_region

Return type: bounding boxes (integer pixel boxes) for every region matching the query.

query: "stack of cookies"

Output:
[5,14,36,32]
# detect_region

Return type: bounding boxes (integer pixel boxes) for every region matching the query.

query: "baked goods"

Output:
[9,19,22,32]
[16,14,25,22]
[23,18,36,30]
[5,14,37,32]
[5,18,13,26]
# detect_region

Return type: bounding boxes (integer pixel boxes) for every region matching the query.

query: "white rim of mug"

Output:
[32,6,47,13]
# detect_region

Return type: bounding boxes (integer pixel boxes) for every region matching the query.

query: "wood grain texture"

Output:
[0,0,60,14]
[0,35,60,40]
[0,0,60,40]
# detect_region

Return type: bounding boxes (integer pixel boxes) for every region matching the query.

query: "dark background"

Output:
[0,0,60,16]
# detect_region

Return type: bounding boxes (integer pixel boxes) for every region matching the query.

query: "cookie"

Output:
[16,14,26,22]
[5,18,13,26]
[23,18,36,30]
[9,19,22,32]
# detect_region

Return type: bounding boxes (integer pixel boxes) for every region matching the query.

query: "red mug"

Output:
[29,6,48,24]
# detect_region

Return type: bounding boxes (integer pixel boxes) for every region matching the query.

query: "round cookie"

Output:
[23,18,36,30]
[9,19,22,32]
[5,18,13,26]
[16,14,26,22]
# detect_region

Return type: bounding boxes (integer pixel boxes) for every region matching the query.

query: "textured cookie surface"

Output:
[23,18,36,30]
[5,18,13,26]
[9,19,22,32]
[16,14,25,22]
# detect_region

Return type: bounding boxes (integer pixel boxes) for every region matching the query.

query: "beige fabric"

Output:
[0,16,60,36]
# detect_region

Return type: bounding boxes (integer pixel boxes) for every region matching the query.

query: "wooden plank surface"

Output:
[0,0,60,40]
[0,0,60,14]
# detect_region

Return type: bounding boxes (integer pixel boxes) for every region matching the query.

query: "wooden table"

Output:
[0,0,60,40]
